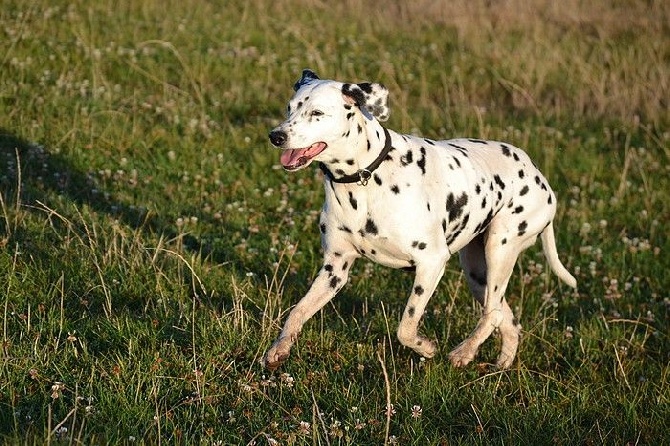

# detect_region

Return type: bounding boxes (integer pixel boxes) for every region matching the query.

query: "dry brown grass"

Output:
[263,0,669,126]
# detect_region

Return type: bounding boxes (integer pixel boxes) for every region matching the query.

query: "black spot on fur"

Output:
[424,139,435,145]
[494,175,506,189]
[475,184,481,194]
[513,153,520,161]
[474,209,494,234]
[358,82,373,93]
[365,219,378,235]
[329,276,341,289]
[410,241,427,250]
[373,173,382,185]
[501,238,507,245]
[501,144,511,157]
[442,219,447,232]
[445,230,461,246]
[338,225,352,233]
[459,213,470,230]
[319,223,327,234]
[452,156,461,168]
[518,221,528,236]
[519,185,529,196]
[346,159,355,165]
[342,83,367,107]
[324,264,333,273]
[357,124,363,134]
[514,205,524,214]
[518,169,525,179]
[446,192,469,223]
[535,175,541,185]
[481,197,487,208]
[417,153,426,174]
[342,262,349,271]
[348,192,358,210]
[391,184,400,194]
[414,286,424,295]
[408,307,416,317]
[401,150,413,166]
[548,195,553,204]
[469,139,487,144]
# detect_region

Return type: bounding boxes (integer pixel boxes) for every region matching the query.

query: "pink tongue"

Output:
[280,148,309,168]
[280,143,326,169]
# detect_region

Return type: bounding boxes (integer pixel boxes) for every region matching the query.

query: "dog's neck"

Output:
[319,119,391,185]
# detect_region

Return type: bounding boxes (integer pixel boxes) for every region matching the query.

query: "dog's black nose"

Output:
[269,130,287,147]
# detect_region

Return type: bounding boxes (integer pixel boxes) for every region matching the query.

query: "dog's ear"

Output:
[293,69,320,92]
[341,82,390,121]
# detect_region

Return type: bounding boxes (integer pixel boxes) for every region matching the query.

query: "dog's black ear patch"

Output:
[342,83,367,107]
[342,82,390,121]
[294,69,320,91]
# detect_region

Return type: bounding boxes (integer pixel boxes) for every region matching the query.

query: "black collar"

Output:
[319,127,393,186]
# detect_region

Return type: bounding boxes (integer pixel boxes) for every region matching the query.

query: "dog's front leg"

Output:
[397,252,449,358]
[263,251,356,369]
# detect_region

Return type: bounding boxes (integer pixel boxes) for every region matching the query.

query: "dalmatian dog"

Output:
[265,69,576,370]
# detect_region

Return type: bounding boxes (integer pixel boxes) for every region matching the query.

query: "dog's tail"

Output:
[540,222,577,289]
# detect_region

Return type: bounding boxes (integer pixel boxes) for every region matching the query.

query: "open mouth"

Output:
[280,142,327,171]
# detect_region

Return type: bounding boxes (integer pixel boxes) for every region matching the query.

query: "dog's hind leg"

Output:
[449,228,533,368]
[263,250,357,369]
[458,234,521,368]
[396,249,450,358]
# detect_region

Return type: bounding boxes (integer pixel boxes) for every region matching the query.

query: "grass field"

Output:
[1,0,668,444]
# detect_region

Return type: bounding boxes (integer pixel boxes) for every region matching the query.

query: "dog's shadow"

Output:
[0,130,145,227]
[0,129,258,303]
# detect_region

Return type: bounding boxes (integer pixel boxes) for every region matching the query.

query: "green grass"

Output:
[1,0,668,444]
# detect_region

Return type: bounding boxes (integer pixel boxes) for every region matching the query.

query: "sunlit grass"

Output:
[0,0,668,444]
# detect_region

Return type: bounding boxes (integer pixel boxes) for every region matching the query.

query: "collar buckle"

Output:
[319,127,393,185]
[357,169,371,186]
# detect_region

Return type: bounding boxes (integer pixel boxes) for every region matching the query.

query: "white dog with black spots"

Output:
[265,69,576,370]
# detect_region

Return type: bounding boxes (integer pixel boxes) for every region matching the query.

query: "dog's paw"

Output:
[448,341,477,368]
[263,338,293,370]
[495,352,515,369]
[413,336,437,358]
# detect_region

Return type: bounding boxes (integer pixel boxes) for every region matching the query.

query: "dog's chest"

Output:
[320,160,454,268]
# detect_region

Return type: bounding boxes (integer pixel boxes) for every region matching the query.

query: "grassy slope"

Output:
[0,0,668,444]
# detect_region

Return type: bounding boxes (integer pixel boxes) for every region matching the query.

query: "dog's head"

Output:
[269,69,390,171]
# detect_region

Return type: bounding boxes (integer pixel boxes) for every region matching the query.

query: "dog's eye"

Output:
[310,110,324,117]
